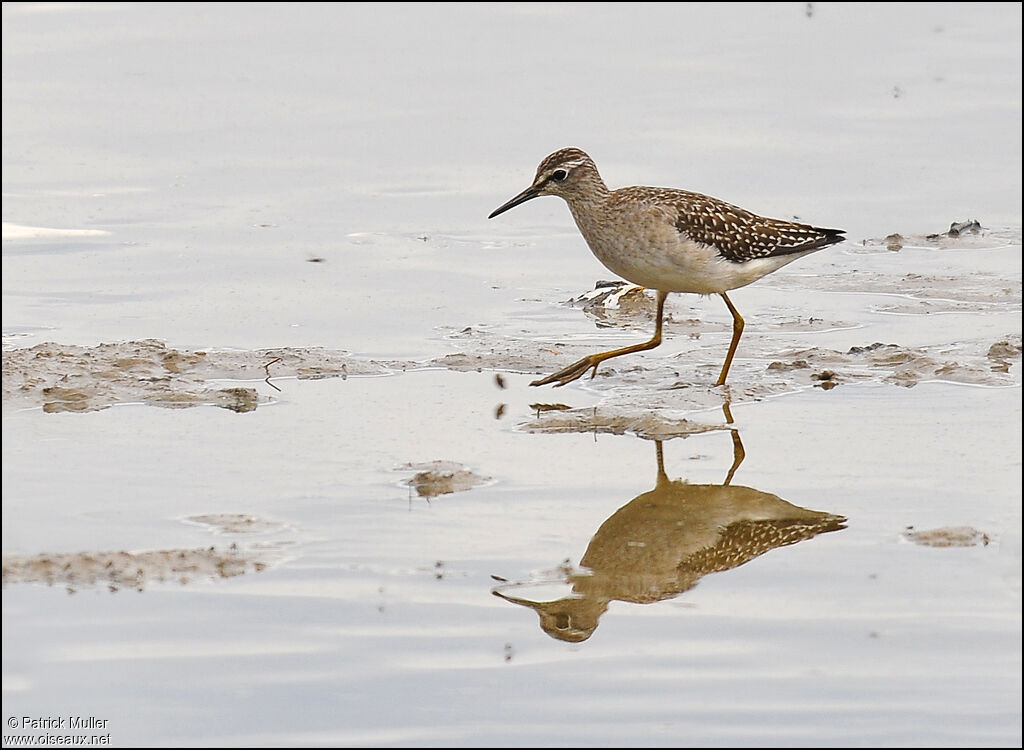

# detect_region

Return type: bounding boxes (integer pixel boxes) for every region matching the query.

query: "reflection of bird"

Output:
[494,436,845,642]
[488,148,844,387]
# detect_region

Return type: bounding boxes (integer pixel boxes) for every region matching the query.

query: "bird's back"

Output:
[612,185,845,262]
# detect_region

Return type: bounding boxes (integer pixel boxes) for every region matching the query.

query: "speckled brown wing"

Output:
[650,188,845,263]
[678,515,848,578]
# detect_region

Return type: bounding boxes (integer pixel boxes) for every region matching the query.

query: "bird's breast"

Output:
[569,202,734,294]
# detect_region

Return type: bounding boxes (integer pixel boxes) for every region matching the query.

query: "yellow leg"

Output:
[720,398,745,485]
[716,292,745,386]
[656,429,744,487]
[723,428,746,486]
[531,291,669,387]
[654,440,669,487]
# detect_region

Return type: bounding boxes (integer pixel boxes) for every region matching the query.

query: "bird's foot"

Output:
[530,355,601,387]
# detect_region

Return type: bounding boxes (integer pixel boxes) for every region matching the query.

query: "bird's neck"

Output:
[563,175,611,240]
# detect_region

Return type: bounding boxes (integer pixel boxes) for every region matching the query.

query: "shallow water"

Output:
[3,3,1021,747]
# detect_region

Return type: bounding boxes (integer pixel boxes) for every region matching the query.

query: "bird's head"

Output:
[488,147,605,218]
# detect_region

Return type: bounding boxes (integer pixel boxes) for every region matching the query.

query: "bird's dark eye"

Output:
[551,169,568,182]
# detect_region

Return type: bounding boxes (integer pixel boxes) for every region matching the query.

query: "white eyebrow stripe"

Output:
[554,159,587,171]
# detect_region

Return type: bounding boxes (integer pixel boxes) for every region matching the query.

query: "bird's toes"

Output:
[531,357,593,387]
[530,372,561,387]
[559,361,595,386]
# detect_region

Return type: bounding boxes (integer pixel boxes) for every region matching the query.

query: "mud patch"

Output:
[859,221,1013,252]
[1,546,273,593]
[767,334,1022,388]
[523,407,721,440]
[399,461,492,499]
[781,225,1022,314]
[2,340,388,412]
[420,328,1020,434]
[903,526,992,548]
[183,513,288,535]
[4,328,1018,422]
[987,339,1023,372]
[569,281,858,334]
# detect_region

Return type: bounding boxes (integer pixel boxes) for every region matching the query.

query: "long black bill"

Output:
[491,588,544,610]
[488,185,541,219]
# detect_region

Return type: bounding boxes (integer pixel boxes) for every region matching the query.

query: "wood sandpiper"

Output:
[493,438,846,642]
[488,147,845,387]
